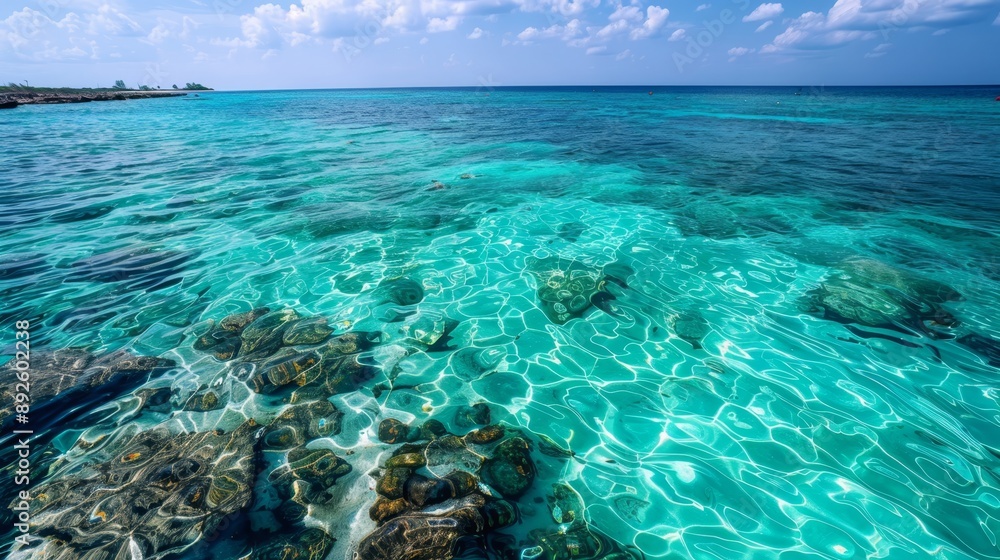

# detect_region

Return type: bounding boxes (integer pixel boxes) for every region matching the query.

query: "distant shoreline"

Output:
[0,87,205,108]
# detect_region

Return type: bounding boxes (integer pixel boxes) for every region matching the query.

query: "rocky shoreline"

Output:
[0,90,187,108]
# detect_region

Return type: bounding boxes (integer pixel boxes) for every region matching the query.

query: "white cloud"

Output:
[523,0,601,16]
[516,19,581,42]
[609,4,644,23]
[615,48,631,60]
[629,6,669,39]
[374,36,390,44]
[517,26,539,40]
[0,8,91,61]
[744,3,783,22]
[994,11,1000,25]
[419,36,429,44]
[762,0,1000,53]
[932,28,949,35]
[147,23,170,44]
[755,20,773,32]
[864,42,891,57]
[585,45,606,54]
[668,28,686,41]
[696,4,711,11]
[427,16,461,33]
[467,26,483,39]
[594,18,630,40]
[728,46,755,62]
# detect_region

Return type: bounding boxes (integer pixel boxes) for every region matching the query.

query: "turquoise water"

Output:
[1,86,1000,559]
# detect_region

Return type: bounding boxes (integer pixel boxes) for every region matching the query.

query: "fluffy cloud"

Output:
[147,23,170,44]
[217,0,522,48]
[629,6,669,39]
[615,47,631,59]
[516,19,582,42]
[743,3,783,22]
[755,20,773,32]
[696,4,711,11]
[762,0,1000,53]
[668,28,686,41]
[220,0,671,51]
[728,46,752,55]
[864,41,891,57]
[0,5,141,61]
[427,16,460,32]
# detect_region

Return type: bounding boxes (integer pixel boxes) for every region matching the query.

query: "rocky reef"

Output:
[0,89,187,108]
[9,271,652,560]
[801,257,962,339]
[0,348,175,427]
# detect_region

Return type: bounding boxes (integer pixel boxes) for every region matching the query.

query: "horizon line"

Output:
[7,83,1000,92]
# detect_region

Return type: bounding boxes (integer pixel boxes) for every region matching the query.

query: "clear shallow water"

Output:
[1,86,999,559]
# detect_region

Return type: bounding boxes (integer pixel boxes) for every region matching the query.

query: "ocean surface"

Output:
[1,86,1000,560]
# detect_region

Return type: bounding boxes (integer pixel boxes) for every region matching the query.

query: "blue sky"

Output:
[1,0,998,89]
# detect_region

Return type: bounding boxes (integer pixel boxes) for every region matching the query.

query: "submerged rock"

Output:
[526,524,641,560]
[547,483,585,525]
[0,348,175,426]
[194,307,271,360]
[451,347,504,381]
[263,401,344,450]
[247,527,335,560]
[612,494,650,524]
[355,494,512,560]
[676,202,741,239]
[525,257,634,325]
[481,437,535,499]
[269,447,352,505]
[375,277,425,306]
[803,271,956,340]
[22,421,259,559]
[838,258,962,305]
[240,309,302,358]
[672,309,710,350]
[425,435,484,474]
[527,257,605,324]
[464,425,505,445]
[282,316,334,346]
[556,221,587,243]
[358,427,527,560]
[805,280,912,328]
[378,418,420,444]
[455,403,491,428]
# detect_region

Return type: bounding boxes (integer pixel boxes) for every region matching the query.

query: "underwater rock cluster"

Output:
[25,255,999,560]
[0,348,174,426]
[8,283,397,559]
[525,257,633,325]
[361,419,523,560]
[361,415,640,560]
[800,257,1000,364]
[24,421,260,559]
[802,257,961,339]
[189,306,382,408]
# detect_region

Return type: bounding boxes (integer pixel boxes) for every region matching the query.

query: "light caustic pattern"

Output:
[0,87,998,560]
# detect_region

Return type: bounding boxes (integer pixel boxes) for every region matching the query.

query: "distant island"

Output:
[0,81,213,108]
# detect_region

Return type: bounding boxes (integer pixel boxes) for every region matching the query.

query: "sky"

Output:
[0,0,998,89]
